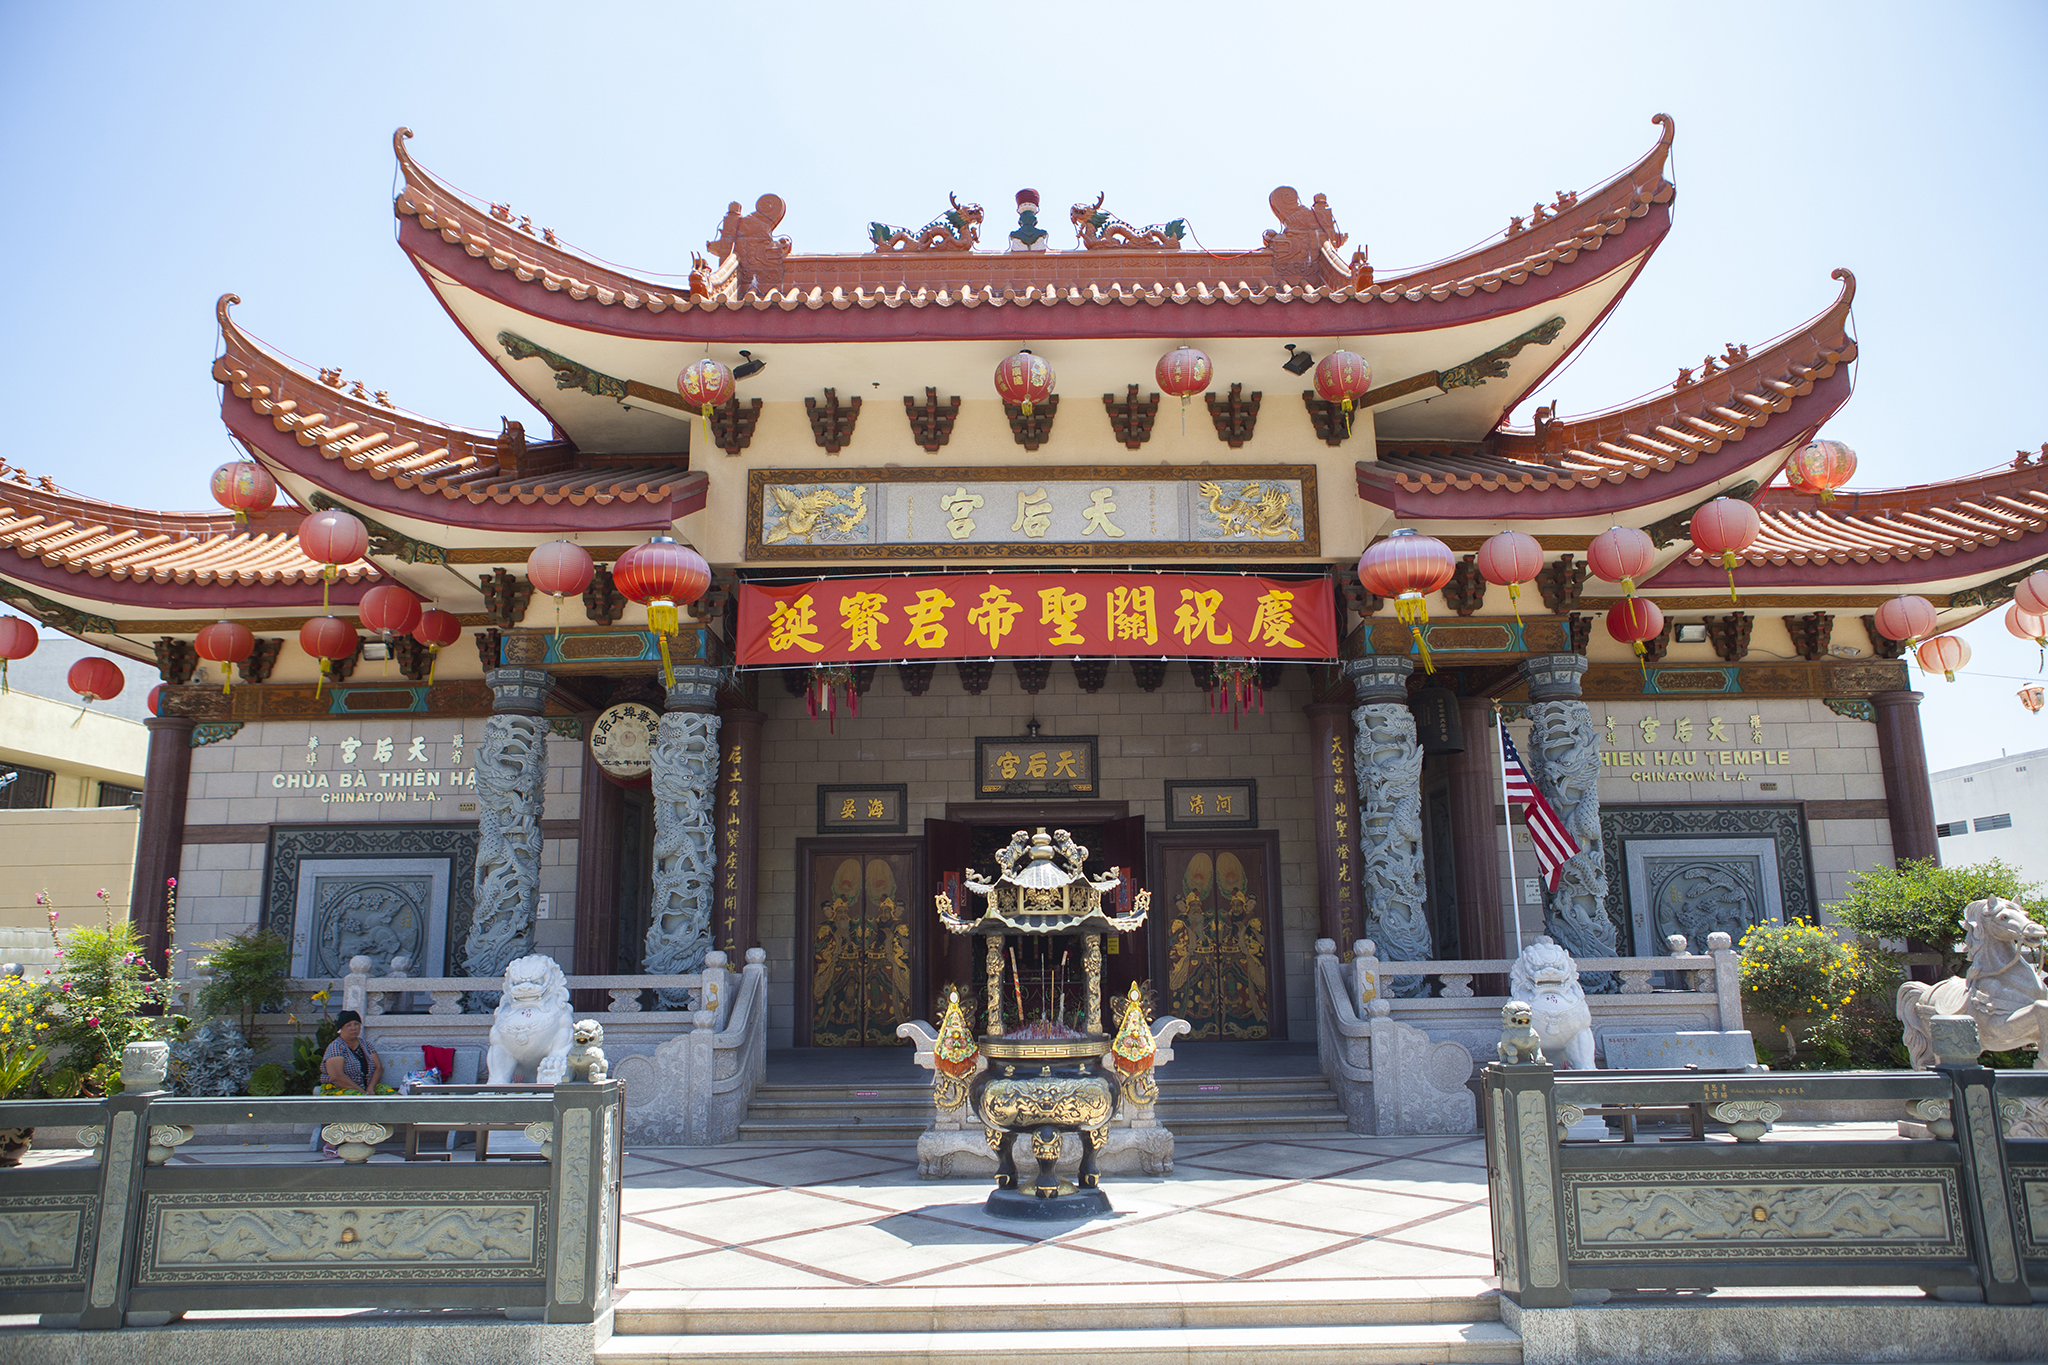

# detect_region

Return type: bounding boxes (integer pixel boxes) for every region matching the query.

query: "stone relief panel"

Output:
[289,859,449,978]
[1564,1169,1965,1260]
[137,1192,543,1283]
[1353,701,1430,995]
[0,1196,92,1284]
[1601,805,1815,957]
[1624,838,1783,958]
[263,827,477,975]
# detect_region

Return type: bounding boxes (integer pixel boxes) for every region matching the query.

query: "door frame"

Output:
[794,836,927,1048]
[1145,828,1288,1041]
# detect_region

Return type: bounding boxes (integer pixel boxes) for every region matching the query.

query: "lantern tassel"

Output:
[426,646,439,687]
[1633,640,1649,681]
[1506,582,1524,628]
[654,632,675,690]
[222,667,232,696]
[322,565,335,614]
[1,659,7,694]
[315,660,327,699]
[648,600,679,689]
[1396,595,1435,673]
[1721,552,1741,605]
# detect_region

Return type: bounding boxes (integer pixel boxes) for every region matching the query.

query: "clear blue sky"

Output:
[1,2,2044,768]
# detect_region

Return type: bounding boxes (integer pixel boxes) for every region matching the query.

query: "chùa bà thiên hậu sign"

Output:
[737,572,1337,666]
[1596,711,1790,784]
[266,731,477,804]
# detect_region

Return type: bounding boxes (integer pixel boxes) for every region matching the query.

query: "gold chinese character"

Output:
[968,585,1024,650]
[940,487,984,540]
[1248,589,1306,648]
[1674,716,1693,743]
[727,788,739,806]
[997,750,1021,779]
[867,798,885,819]
[1080,486,1125,538]
[840,799,856,819]
[1108,586,1158,645]
[1011,487,1052,538]
[1604,715,1618,746]
[1216,794,1232,814]
[767,593,825,654]
[903,588,955,649]
[1039,587,1087,646]
[1173,588,1234,645]
[1026,751,1048,778]
[840,591,890,652]
[1749,714,1764,744]
[1638,717,1661,746]
[1707,715,1729,742]
[1052,750,1078,777]
[1189,793,1205,815]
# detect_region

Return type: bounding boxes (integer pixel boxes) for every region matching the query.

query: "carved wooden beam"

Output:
[1442,557,1486,616]
[1784,612,1835,662]
[1003,394,1059,451]
[905,388,961,452]
[804,389,861,454]
[1704,612,1753,662]
[153,638,197,684]
[708,397,764,456]
[1535,555,1589,615]
[957,660,995,695]
[479,569,533,627]
[1860,615,1909,660]
[1204,384,1261,448]
[237,638,283,685]
[1102,386,1159,450]
[582,566,627,625]
[1130,660,1168,692]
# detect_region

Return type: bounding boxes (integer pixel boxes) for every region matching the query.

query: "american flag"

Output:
[1501,730,1581,891]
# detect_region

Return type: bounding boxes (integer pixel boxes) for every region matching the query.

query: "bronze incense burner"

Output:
[935,827,1152,1219]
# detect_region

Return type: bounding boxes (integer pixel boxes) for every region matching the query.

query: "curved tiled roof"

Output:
[1683,465,2048,570]
[1359,271,1857,512]
[215,298,705,522]
[0,478,373,590]
[390,118,1675,319]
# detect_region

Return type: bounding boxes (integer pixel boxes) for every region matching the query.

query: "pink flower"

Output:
[166,878,177,889]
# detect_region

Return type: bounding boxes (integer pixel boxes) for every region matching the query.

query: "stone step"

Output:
[597,1320,1520,1364]
[1165,1112,1353,1135]
[613,1282,1500,1336]
[734,1120,929,1142]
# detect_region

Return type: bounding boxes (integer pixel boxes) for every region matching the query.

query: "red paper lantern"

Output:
[68,656,125,705]
[1787,439,1856,503]
[0,615,37,694]
[2022,684,2046,715]
[528,541,595,635]
[412,608,463,685]
[613,537,712,687]
[300,615,359,696]
[147,683,165,716]
[2016,570,2048,619]
[209,460,277,525]
[1314,350,1371,411]
[1607,597,1666,677]
[1873,594,1938,645]
[1688,497,1762,603]
[677,358,735,413]
[1586,525,1655,597]
[1475,531,1544,626]
[993,350,1055,417]
[2007,602,2046,670]
[358,585,422,639]
[1358,529,1457,672]
[194,620,256,695]
[1916,634,1969,682]
[297,509,369,612]
[1155,347,1212,399]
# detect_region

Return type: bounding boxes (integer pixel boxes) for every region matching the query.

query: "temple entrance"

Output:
[1149,831,1285,1041]
[797,840,924,1046]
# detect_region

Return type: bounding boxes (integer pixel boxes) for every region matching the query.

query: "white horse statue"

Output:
[1897,897,2048,1069]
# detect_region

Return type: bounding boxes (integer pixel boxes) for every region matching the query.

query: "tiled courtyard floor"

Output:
[613,1134,1497,1295]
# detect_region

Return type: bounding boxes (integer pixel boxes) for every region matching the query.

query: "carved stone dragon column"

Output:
[463,667,553,986]
[646,665,724,999]
[1346,658,1431,997]
[1517,654,1617,991]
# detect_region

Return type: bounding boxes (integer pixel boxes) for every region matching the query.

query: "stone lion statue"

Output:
[565,1019,608,1083]
[1509,937,1596,1070]
[1497,1000,1544,1064]
[486,953,575,1085]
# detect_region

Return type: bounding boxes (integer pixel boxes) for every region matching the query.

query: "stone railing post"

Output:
[1929,1016,2032,1303]
[465,667,554,986]
[78,1042,170,1330]
[1345,657,1430,996]
[1484,1058,1572,1308]
[1517,654,1617,990]
[684,1009,717,1144]
[545,1079,622,1324]
[699,950,729,1027]
[1708,930,1743,1029]
[341,955,372,1017]
[1354,938,1381,1018]
[646,666,724,1003]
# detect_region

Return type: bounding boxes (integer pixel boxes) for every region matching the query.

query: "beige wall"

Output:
[0,806,141,935]
[0,687,148,807]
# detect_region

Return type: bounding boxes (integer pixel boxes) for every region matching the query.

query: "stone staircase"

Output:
[600,1284,1518,1364]
[736,1069,1349,1144]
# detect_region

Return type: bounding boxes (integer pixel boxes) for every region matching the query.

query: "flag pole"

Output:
[1495,703,1525,957]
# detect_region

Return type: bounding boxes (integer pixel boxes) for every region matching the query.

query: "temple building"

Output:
[1,113,2029,1053]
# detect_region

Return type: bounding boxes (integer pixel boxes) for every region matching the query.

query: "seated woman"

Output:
[319,1010,388,1095]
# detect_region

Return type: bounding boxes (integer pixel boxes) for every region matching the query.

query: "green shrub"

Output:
[1806,946,1907,1069]
[1738,919,1858,1059]
[193,928,292,1047]
[247,1062,289,1097]
[1830,858,2047,979]
[43,891,180,1095]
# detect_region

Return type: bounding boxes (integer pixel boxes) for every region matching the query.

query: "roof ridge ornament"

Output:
[869,192,983,253]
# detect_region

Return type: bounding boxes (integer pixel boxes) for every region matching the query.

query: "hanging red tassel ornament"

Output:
[1686,497,1761,604]
[1357,529,1456,672]
[1475,530,1543,626]
[612,537,712,688]
[1607,598,1665,680]
[806,665,856,732]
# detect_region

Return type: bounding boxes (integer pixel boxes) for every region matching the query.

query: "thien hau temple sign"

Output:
[0,112,2029,1110]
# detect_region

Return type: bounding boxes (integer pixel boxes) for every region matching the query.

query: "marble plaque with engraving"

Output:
[290,857,452,978]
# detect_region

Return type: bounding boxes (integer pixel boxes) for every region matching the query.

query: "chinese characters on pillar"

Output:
[739,573,1337,665]
[719,740,744,950]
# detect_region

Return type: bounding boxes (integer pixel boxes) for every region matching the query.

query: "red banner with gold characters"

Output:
[737,573,1338,666]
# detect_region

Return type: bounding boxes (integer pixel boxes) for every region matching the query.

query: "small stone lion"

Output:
[1509,937,1596,1070]
[487,954,575,1085]
[565,1019,608,1083]
[1498,1000,1544,1065]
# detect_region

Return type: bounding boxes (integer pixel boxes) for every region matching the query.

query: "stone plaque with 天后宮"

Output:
[816,785,908,834]
[1164,780,1258,829]
[974,736,1097,798]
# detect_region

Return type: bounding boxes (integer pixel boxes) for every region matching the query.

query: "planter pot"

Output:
[0,1128,32,1167]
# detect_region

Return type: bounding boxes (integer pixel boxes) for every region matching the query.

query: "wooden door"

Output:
[800,841,923,1046]
[1149,832,1284,1040]
[1098,814,1148,1003]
